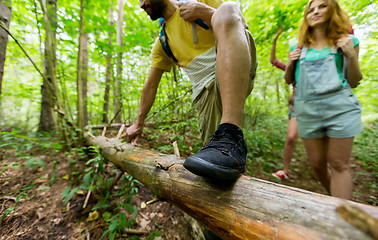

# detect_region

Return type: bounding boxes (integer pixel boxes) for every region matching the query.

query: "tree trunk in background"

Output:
[276,79,280,104]
[114,0,123,123]
[0,0,12,107]
[102,5,114,124]
[82,33,88,126]
[76,0,85,142]
[38,0,57,132]
[38,0,70,147]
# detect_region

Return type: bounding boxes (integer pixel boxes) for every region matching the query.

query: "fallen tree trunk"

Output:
[86,135,378,240]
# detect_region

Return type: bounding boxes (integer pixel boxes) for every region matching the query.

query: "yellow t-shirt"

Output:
[151,0,223,71]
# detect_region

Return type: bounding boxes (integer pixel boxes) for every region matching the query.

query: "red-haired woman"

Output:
[284,0,362,199]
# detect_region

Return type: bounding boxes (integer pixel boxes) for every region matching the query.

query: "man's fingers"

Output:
[132,136,139,147]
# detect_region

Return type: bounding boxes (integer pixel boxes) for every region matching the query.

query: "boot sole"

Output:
[183,156,245,181]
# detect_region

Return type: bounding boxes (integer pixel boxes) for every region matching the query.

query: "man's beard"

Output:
[148,0,166,20]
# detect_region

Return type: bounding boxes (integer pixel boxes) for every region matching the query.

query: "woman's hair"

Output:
[298,0,351,46]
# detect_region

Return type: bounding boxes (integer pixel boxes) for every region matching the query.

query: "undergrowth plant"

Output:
[244,115,287,175]
[1,193,28,221]
[0,130,56,220]
[354,122,378,173]
[353,122,378,205]
[62,146,158,239]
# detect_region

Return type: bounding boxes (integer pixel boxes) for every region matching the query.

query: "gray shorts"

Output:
[295,88,363,139]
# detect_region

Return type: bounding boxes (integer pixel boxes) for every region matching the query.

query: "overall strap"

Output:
[299,46,308,60]
[337,48,348,82]
[330,46,348,83]
[329,46,337,55]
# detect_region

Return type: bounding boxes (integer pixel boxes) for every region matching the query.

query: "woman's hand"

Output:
[337,37,362,88]
[288,48,301,64]
[337,37,355,58]
[284,48,301,84]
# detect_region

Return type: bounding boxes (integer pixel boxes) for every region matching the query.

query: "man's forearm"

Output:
[135,67,164,126]
[135,86,157,127]
[191,1,216,26]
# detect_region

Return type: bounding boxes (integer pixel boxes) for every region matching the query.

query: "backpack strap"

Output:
[158,17,210,63]
[159,20,178,63]
[336,48,348,84]
[192,19,210,43]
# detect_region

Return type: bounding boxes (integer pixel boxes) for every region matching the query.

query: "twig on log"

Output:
[87,132,96,139]
[101,127,107,137]
[116,124,126,141]
[173,141,180,157]
[336,203,378,239]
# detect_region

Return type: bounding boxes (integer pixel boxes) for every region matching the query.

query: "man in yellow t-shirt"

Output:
[126,0,257,182]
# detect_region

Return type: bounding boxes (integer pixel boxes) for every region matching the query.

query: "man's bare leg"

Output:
[212,2,251,128]
[184,2,253,182]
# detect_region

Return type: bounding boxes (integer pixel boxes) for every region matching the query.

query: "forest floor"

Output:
[0,125,377,240]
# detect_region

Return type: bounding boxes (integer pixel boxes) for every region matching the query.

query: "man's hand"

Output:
[126,123,143,146]
[178,0,200,22]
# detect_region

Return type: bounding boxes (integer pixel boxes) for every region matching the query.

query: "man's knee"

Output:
[212,2,242,30]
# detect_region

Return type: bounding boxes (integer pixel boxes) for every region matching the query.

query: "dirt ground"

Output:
[0,127,377,239]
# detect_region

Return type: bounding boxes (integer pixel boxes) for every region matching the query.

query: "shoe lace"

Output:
[203,130,245,158]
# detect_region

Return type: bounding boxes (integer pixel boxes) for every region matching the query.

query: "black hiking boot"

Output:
[183,123,247,181]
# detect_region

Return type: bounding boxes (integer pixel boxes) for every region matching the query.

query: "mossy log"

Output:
[86,135,378,240]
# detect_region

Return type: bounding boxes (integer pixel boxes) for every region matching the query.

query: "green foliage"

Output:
[243,101,287,174]
[353,122,378,174]
[60,146,143,239]
[23,156,46,170]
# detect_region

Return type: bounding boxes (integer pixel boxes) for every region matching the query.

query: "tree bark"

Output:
[86,135,378,240]
[114,0,123,123]
[77,0,86,142]
[82,33,88,127]
[38,0,71,147]
[102,4,114,124]
[38,0,57,132]
[0,0,11,106]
